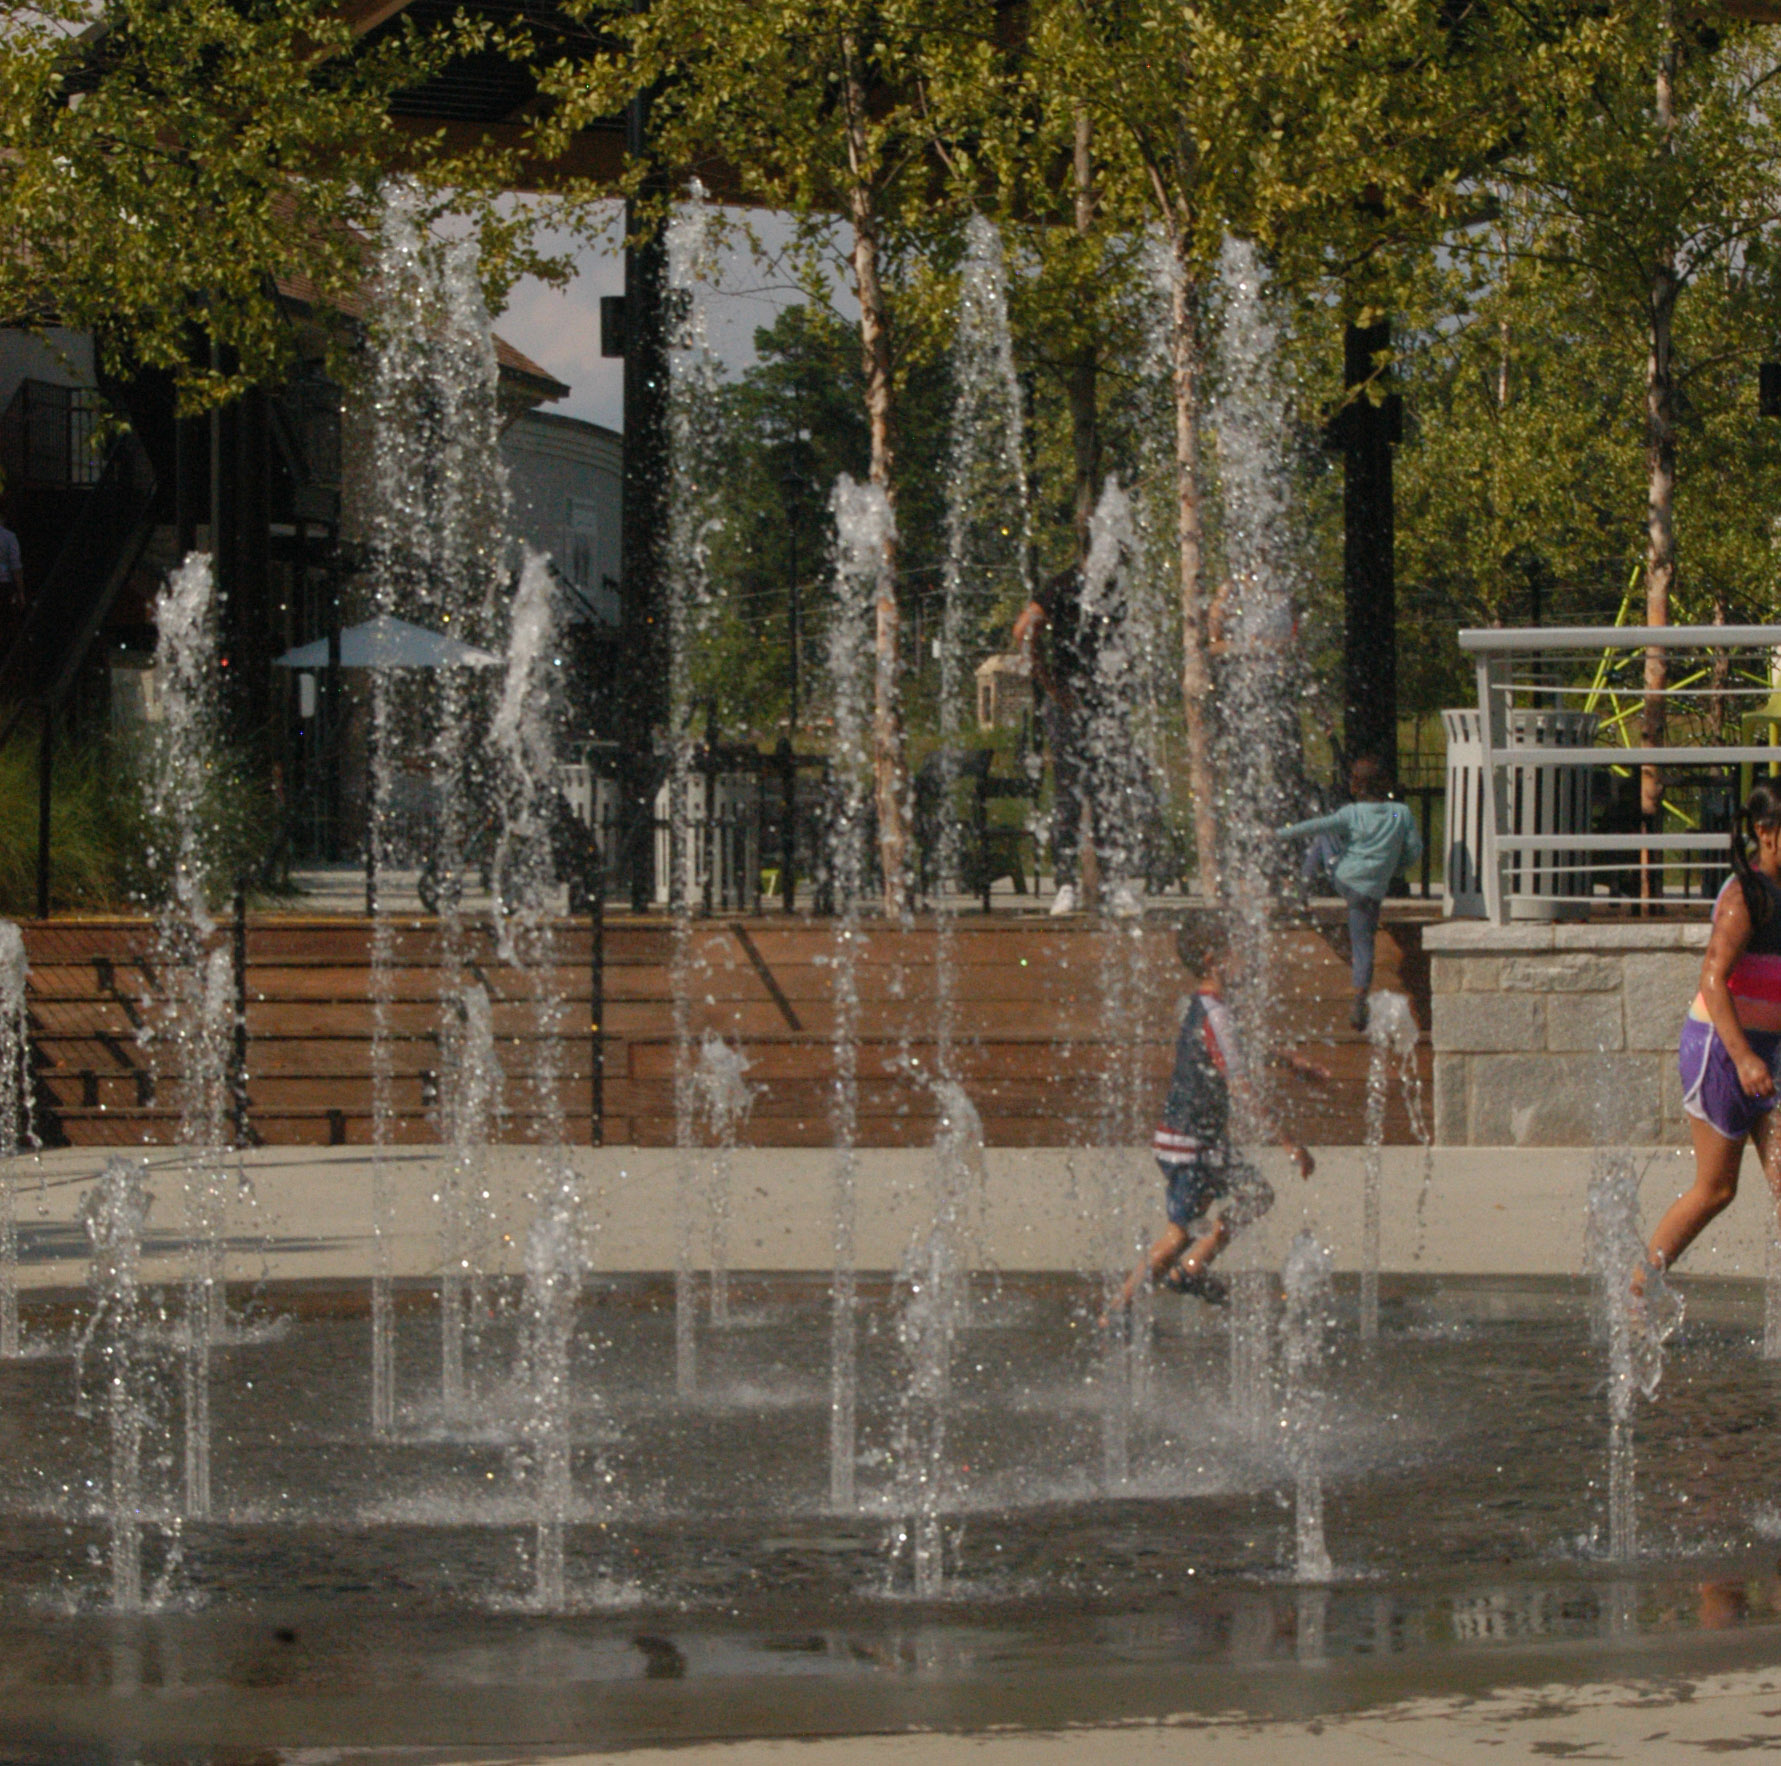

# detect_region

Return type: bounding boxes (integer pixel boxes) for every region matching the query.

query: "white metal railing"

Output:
[1459,625,1781,923]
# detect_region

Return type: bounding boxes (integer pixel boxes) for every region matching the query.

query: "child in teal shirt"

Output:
[1279,754,1422,1031]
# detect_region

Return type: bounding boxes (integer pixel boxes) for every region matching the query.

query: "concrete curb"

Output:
[2,1141,1747,1287]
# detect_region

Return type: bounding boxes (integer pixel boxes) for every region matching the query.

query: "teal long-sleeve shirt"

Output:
[1278,800,1422,902]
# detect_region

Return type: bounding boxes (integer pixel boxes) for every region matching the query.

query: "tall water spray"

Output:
[494,551,589,1602]
[0,921,33,1357]
[934,214,1030,1053]
[825,476,894,1511]
[665,188,726,1397]
[879,213,1028,1573]
[1583,1159,1679,1562]
[77,1158,154,1610]
[521,1187,583,1611]
[142,554,232,1517]
[438,982,499,1420]
[1281,1230,1335,1583]
[1080,482,1156,908]
[1359,991,1423,1341]
[365,188,428,1434]
[1131,232,1189,807]
[1765,1215,1781,1362]
[692,1033,755,1327]
[365,186,512,1432]
[428,234,510,919]
[1210,239,1305,1074]
[1080,484,1165,1484]
[891,1079,988,1597]
[1228,1266,1274,1446]
[492,553,574,1159]
[1070,235,1187,1456]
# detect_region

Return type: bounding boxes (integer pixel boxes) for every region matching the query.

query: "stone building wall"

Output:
[1425,920,1709,1146]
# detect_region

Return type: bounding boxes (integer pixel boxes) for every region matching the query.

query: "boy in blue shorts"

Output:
[1113,917,1321,1313]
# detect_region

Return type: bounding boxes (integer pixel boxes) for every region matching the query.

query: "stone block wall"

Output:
[1425,920,1709,1146]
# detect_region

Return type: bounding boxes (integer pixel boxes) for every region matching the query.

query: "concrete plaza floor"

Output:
[0,1138,1741,1287]
[472,1661,1781,1764]
[14,1135,1781,1765]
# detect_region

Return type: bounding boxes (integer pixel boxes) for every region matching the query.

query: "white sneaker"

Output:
[1050,883,1077,916]
[1108,884,1143,919]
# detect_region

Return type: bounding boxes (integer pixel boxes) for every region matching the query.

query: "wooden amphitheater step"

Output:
[15,910,1433,1148]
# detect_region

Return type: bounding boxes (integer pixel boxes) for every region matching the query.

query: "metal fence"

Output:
[1459,624,1781,923]
[560,742,1049,914]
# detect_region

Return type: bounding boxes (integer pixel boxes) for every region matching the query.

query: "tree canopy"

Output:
[0,0,564,410]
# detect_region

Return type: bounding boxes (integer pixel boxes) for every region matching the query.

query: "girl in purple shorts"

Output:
[1648,783,1781,1277]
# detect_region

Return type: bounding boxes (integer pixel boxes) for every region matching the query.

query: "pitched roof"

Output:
[273,265,569,408]
[492,336,570,403]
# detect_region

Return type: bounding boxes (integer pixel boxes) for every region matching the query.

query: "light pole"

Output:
[778,427,813,910]
[784,426,812,736]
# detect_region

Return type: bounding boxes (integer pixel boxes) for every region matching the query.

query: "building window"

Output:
[565,496,599,587]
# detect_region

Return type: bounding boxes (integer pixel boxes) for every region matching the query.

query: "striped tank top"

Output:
[1724,871,1781,1004]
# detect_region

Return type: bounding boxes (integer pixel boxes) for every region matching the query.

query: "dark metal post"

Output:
[978,773,992,914]
[787,521,800,734]
[700,722,716,918]
[1420,787,1435,898]
[325,609,343,863]
[619,90,671,914]
[589,846,605,1146]
[364,711,378,917]
[778,738,796,913]
[34,710,52,919]
[230,877,251,1144]
[1330,320,1402,772]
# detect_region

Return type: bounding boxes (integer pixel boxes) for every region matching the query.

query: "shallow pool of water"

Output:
[5,1273,1781,1753]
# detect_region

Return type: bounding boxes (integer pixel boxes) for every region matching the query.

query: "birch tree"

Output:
[1013,0,1508,895]
[546,0,996,913]
[1505,6,1781,831]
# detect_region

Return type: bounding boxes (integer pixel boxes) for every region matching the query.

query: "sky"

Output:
[490,203,834,434]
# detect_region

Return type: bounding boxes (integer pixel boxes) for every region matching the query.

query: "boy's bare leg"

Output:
[1177,1219,1229,1278]
[1113,1223,1191,1313]
[1112,1218,1237,1316]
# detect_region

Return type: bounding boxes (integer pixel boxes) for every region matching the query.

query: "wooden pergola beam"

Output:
[389,116,628,190]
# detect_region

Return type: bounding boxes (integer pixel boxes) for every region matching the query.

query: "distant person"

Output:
[1108,917,1321,1318]
[0,514,22,652]
[1644,782,1781,1282]
[1012,568,1096,916]
[1277,754,1422,1032]
[1013,564,1150,918]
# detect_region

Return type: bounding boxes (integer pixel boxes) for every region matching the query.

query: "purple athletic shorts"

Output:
[1678,1016,1781,1142]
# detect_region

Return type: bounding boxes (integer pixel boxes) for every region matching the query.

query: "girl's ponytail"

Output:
[1733,782,1781,930]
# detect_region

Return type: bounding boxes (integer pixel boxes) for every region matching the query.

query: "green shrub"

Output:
[0,734,149,915]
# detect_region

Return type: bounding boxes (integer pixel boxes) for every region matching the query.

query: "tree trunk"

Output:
[1640,16,1679,903]
[1068,106,1100,564]
[1169,229,1219,898]
[842,34,907,916]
